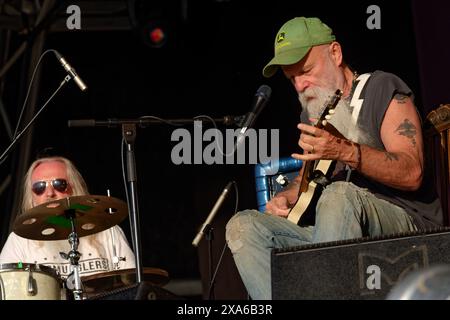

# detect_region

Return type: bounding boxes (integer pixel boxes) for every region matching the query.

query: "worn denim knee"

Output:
[314,182,416,242]
[225,209,313,299]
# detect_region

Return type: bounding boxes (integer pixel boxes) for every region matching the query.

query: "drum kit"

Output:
[0,195,169,300]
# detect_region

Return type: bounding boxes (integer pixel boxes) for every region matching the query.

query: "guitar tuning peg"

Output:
[325,115,332,120]
[328,109,336,115]
[322,120,328,126]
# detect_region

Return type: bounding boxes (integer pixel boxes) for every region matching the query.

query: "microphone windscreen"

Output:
[256,84,272,99]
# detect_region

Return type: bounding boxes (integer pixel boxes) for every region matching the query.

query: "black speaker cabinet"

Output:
[271,228,450,299]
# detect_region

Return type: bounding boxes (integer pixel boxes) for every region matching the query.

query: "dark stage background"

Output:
[0,0,449,299]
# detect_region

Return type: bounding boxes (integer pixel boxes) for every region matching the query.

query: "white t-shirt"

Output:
[0,226,135,279]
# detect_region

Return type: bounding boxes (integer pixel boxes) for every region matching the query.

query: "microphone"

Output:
[192,181,234,247]
[235,85,272,150]
[54,51,87,91]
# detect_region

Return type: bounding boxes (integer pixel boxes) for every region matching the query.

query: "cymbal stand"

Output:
[60,206,83,300]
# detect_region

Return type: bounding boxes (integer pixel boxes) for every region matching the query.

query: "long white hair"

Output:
[20,157,104,247]
[21,156,89,214]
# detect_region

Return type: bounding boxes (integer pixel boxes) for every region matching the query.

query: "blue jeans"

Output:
[225,182,418,300]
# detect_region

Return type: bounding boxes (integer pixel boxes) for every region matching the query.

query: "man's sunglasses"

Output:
[31,179,68,195]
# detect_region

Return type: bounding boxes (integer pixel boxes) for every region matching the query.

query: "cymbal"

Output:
[81,267,170,294]
[14,195,128,240]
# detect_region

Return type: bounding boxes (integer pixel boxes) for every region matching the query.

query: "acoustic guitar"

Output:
[287,89,343,225]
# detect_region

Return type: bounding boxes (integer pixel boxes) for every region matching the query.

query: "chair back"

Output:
[424,104,450,225]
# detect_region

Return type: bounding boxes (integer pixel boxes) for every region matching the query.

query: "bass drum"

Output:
[0,263,63,300]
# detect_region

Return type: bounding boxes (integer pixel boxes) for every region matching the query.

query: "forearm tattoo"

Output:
[395,119,417,147]
[385,152,399,161]
[394,93,408,104]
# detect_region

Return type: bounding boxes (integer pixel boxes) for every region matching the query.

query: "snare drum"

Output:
[0,263,63,300]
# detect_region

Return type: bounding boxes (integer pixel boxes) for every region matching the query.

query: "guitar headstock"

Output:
[317,89,343,129]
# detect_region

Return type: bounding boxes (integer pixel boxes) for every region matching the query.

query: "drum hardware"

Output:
[58,204,84,300]
[27,268,36,296]
[0,276,5,300]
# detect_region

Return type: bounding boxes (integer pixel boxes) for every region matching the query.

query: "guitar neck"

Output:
[299,160,314,193]
[296,89,343,197]
[297,117,326,193]
[288,90,343,225]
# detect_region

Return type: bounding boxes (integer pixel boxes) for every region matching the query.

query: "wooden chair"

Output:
[424,104,450,225]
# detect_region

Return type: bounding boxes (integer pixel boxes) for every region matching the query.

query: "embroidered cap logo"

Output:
[276,32,285,43]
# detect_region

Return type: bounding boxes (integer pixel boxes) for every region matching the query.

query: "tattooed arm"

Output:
[292,93,424,191]
[357,93,424,190]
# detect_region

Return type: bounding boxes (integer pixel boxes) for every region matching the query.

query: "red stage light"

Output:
[149,27,165,45]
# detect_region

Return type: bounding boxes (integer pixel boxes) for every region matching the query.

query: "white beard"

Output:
[299,87,375,147]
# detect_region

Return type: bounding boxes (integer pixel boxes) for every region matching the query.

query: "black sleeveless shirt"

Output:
[307,71,444,229]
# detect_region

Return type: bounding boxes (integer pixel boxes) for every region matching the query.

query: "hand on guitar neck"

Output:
[292,122,359,170]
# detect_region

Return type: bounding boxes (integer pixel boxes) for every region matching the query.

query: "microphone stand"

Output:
[67,115,245,128]
[67,117,242,287]
[0,75,71,163]
[122,123,144,283]
[204,224,215,300]
[192,181,233,300]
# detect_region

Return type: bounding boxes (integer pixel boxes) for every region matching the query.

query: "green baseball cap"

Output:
[262,17,336,78]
